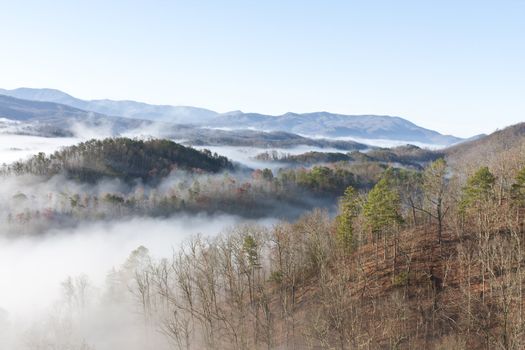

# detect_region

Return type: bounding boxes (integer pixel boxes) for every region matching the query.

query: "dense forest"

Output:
[1,138,233,183]
[1,163,368,232]
[255,145,440,169]
[0,138,394,232]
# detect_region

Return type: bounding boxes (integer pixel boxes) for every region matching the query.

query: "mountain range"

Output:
[0,88,463,146]
[0,94,368,150]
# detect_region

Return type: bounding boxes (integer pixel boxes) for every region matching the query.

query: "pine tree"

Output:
[460,166,496,212]
[363,177,403,235]
[511,167,525,207]
[335,186,360,253]
[363,175,404,274]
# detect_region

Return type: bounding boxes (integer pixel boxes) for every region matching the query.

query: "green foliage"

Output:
[385,167,423,209]
[392,271,409,287]
[424,158,447,189]
[335,186,360,252]
[261,168,274,181]
[243,235,260,269]
[460,166,496,212]
[103,193,125,205]
[511,167,525,207]
[255,151,352,164]
[268,270,283,284]
[363,177,403,234]
[5,138,233,183]
[278,165,355,194]
[256,145,440,169]
[364,144,442,168]
[12,192,28,202]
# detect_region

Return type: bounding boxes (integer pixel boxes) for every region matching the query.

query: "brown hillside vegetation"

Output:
[445,122,525,170]
[113,131,525,349]
[28,125,525,350]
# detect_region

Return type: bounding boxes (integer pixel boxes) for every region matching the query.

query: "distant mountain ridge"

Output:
[0,94,145,136]
[0,87,218,124]
[0,87,463,145]
[207,111,461,145]
[0,94,368,150]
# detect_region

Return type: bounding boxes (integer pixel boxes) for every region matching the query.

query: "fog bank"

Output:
[0,214,276,319]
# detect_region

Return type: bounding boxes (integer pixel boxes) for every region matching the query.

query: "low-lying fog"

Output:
[0,133,290,349]
[192,144,348,170]
[0,130,431,349]
[301,134,446,150]
[0,134,81,164]
[0,214,275,317]
[0,133,345,169]
[0,214,276,349]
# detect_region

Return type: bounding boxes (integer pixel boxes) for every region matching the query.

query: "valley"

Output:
[1,93,524,348]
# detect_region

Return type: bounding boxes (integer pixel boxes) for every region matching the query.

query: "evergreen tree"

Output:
[511,166,525,207]
[243,235,261,269]
[363,177,403,235]
[335,186,360,253]
[460,166,496,212]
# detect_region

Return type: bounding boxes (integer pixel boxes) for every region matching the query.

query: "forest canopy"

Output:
[1,138,234,183]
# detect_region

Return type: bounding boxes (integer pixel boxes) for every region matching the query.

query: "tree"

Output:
[511,167,525,232]
[335,186,360,253]
[460,166,496,213]
[511,166,525,207]
[363,177,404,272]
[261,168,274,182]
[243,235,261,270]
[421,158,449,244]
[378,167,422,227]
[459,166,497,306]
[363,177,403,236]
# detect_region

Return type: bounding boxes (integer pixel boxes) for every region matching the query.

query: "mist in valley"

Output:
[0,131,325,349]
[2,0,524,347]
[0,213,277,350]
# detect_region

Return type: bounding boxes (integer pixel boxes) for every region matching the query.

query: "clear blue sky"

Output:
[1,0,524,137]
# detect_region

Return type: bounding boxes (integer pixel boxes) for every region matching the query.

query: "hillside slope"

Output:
[444,122,525,168]
[3,138,233,182]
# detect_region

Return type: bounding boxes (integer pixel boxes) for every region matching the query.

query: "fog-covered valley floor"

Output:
[0,133,330,349]
[0,134,81,165]
[0,214,275,315]
[0,213,276,350]
[0,131,443,349]
[0,135,268,348]
[0,133,346,169]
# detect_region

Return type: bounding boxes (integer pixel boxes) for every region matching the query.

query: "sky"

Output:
[0,0,524,138]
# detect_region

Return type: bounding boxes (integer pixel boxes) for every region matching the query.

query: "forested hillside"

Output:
[255,144,440,169]
[32,138,525,349]
[2,138,233,183]
[445,122,525,169]
[4,125,525,349]
[112,138,525,349]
